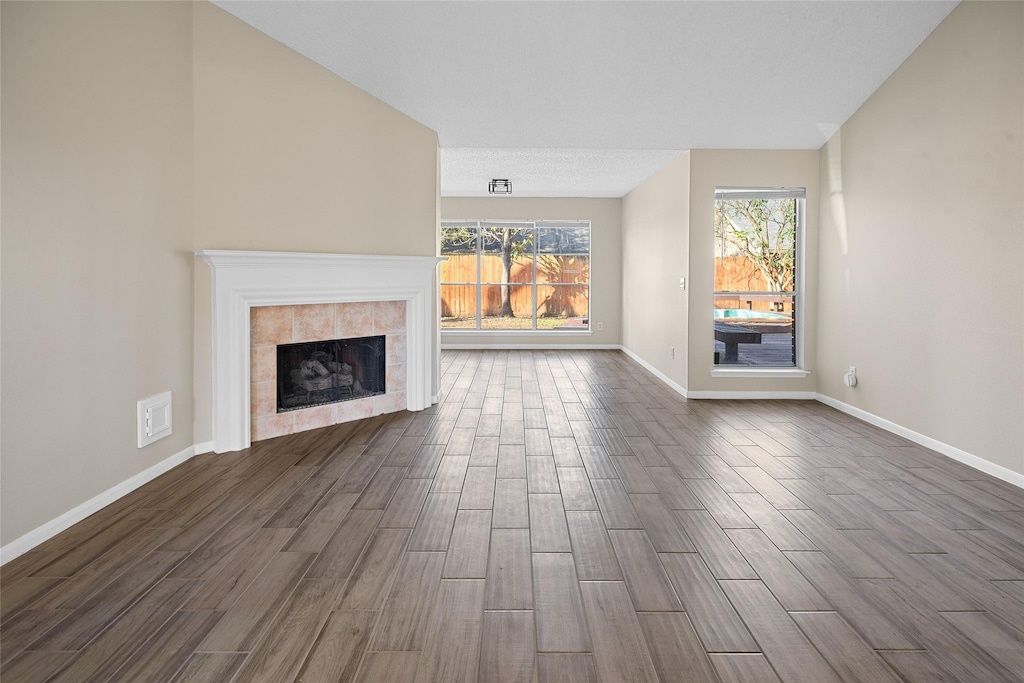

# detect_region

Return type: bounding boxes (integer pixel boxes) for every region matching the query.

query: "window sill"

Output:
[442,329,593,336]
[710,367,811,379]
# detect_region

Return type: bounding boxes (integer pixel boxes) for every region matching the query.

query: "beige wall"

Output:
[191,3,441,444]
[1,1,195,546]
[1,1,443,549]
[621,154,690,389]
[687,150,820,394]
[817,2,1024,475]
[192,3,439,255]
[440,197,623,348]
[620,150,818,396]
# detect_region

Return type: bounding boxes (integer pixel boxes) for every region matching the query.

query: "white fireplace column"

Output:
[197,250,443,453]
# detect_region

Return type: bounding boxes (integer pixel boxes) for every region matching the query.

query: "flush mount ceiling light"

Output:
[488,179,512,195]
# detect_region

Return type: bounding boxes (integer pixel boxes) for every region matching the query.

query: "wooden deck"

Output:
[2,349,1023,682]
[715,332,796,366]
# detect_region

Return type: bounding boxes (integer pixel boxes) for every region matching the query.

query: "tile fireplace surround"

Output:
[250,301,406,442]
[197,250,443,453]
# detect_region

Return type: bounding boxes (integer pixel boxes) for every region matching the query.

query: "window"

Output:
[440,220,591,331]
[713,188,804,368]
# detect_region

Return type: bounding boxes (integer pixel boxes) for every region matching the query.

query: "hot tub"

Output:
[714,309,791,321]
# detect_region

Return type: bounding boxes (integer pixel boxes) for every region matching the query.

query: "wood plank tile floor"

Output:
[3,349,1024,682]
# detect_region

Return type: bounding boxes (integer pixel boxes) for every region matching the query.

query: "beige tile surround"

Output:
[250,301,407,442]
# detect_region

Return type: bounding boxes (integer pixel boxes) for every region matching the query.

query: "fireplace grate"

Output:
[276,335,385,412]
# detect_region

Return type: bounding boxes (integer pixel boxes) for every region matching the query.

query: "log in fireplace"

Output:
[276,335,385,412]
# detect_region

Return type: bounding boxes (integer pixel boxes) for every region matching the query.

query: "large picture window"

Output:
[441,220,590,331]
[714,188,804,367]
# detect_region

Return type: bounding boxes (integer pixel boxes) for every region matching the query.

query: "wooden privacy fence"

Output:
[715,256,793,313]
[441,254,589,319]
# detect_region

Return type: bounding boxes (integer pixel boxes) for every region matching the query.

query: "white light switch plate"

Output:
[138,391,172,448]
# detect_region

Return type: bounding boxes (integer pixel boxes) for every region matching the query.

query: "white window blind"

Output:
[715,187,806,200]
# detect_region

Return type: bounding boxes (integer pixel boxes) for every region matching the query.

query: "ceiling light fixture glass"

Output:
[488,179,512,195]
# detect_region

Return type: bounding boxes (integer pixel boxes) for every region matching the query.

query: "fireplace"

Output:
[196,250,443,453]
[248,301,407,442]
[277,335,386,412]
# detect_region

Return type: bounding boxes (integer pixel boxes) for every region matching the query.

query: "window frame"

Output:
[440,219,592,334]
[710,188,810,377]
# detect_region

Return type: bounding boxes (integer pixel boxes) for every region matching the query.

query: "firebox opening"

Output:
[276,335,386,412]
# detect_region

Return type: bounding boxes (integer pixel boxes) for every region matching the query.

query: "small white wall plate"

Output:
[138,391,172,448]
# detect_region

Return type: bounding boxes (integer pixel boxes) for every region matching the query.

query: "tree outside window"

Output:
[441,220,590,331]
[714,189,802,367]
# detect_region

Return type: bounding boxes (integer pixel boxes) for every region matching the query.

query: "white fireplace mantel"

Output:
[197,250,443,453]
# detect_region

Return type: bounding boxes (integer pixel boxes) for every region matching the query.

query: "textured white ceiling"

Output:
[442,148,689,197]
[214,0,958,197]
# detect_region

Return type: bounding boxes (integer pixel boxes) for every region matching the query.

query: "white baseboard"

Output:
[0,443,198,566]
[816,393,1024,490]
[618,348,1019,488]
[688,390,817,400]
[6,382,1016,568]
[193,440,215,456]
[619,347,816,401]
[442,343,622,350]
[620,346,689,399]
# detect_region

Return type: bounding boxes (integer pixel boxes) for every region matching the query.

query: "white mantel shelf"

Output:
[197,250,443,453]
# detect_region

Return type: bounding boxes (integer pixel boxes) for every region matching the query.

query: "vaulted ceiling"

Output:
[214,1,958,197]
